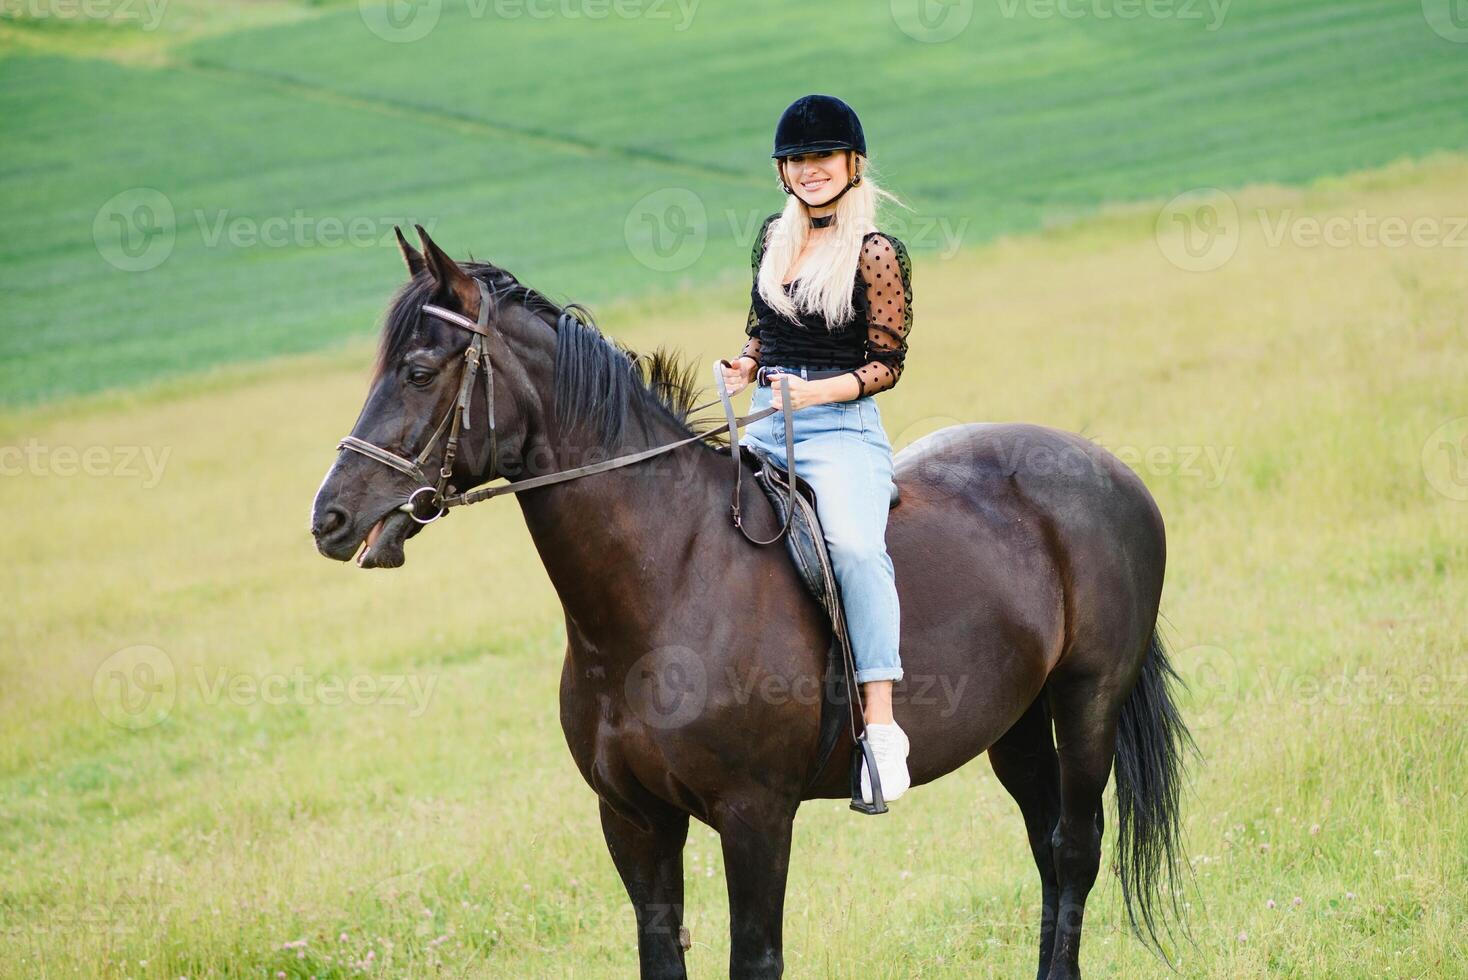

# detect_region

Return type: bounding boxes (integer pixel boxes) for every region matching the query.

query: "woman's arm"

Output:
[841,233,912,398]
[738,321,763,377]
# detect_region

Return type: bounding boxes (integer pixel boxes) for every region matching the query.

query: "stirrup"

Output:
[849,733,888,815]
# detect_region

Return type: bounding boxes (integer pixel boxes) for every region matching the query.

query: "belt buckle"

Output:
[760,365,806,386]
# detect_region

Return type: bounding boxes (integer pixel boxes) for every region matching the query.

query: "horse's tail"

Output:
[1112,626,1195,960]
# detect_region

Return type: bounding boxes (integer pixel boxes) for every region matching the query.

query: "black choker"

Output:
[809,214,835,229]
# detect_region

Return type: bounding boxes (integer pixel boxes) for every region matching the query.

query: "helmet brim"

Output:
[772,141,860,159]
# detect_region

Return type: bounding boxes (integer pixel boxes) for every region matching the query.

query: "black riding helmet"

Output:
[771,94,866,207]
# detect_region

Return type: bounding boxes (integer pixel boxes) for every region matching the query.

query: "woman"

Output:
[719,93,914,805]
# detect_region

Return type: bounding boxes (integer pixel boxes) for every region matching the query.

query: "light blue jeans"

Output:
[741,366,903,684]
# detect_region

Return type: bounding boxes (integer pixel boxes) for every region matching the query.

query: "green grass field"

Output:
[2,153,1465,976]
[3,0,1468,403]
[3,0,1467,975]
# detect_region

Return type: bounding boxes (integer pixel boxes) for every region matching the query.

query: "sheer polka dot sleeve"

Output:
[741,306,764,366]
[847,232,912,397]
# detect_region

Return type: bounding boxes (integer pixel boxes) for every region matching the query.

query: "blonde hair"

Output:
[756,151,909,329]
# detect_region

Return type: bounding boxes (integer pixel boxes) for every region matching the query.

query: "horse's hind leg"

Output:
[988,694,1063,980]
[599,799,690,980]
[1042,672,1121,980]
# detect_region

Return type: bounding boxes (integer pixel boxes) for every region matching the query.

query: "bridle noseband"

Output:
[334,280,796,544]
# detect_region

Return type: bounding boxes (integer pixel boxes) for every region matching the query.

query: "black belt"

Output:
[755,365,851,387]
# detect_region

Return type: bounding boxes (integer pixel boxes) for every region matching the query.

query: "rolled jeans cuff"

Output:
[855,667,903,684]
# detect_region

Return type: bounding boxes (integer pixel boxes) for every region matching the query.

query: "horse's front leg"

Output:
[717,800,797,979]
[599,798,690,980]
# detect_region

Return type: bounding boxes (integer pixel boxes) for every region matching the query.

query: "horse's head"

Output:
[310,226,535,568]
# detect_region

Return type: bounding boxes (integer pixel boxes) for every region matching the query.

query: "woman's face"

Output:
[781,150,851,207]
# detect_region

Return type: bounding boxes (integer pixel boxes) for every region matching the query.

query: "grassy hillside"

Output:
[3,0,1468,403]
[1,156,1463,977]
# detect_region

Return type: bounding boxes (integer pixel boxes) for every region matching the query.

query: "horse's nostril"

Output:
[313,506,348,539]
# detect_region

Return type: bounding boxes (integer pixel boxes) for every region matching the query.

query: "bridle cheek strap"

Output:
[336,281,494,524]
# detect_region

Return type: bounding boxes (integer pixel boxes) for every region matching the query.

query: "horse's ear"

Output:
[416,225,481,318]
[394,226,425,277]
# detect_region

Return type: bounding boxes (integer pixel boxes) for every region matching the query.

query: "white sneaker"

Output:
[860,721,911,804]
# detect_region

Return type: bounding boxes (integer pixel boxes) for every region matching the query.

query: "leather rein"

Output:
[336,283,800,545]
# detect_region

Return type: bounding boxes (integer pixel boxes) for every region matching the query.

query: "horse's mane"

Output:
[376,262,724,452]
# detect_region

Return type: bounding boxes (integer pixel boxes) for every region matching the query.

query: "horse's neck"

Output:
[514,413,731,643]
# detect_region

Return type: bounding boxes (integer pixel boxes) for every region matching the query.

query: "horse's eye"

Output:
[407,367,436,388]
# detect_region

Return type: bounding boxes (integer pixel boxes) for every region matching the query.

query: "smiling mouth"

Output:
[802,178,829,191]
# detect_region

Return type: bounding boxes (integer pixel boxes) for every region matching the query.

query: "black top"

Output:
[740,213,913,398]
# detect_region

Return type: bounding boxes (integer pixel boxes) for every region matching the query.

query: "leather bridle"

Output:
[335,283,799,544]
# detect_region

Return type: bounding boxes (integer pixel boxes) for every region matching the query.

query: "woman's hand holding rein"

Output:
[719,355,759,395]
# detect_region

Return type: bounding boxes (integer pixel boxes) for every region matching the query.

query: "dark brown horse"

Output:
[310,229,1192,979]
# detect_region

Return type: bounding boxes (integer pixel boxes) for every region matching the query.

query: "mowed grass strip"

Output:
[5,0,1468,404]
[1,156,1464,977]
